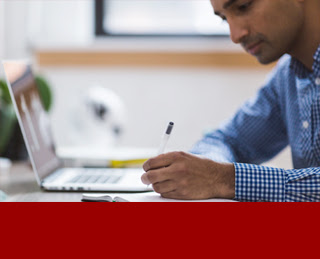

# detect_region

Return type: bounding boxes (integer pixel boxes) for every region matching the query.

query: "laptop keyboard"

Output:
[67,169,122,184]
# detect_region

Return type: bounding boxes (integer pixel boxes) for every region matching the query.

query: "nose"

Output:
[228,18,249,44]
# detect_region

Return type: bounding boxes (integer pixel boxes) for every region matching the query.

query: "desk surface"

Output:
[0,160,235,202]
[0,161,94,202]
[0,161,159,202]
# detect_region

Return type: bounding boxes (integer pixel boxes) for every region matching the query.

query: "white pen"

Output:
[157,122,174,155]
[145,122,174,188]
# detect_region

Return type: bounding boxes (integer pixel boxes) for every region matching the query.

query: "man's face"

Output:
[210,0,304,64]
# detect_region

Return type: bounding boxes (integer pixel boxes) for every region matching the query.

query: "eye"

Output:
[238,1,252,12]
[220,15,227,22]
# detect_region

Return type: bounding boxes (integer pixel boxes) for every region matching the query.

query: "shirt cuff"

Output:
[234,163,286,202]
[190,140,236,163]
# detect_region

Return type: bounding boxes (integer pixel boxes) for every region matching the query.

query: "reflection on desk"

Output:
[0,161,83,202]
[0,161,37,195]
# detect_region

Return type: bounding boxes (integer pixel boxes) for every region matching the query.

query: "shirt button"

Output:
[303,121,309,129]
[315,77,320,86]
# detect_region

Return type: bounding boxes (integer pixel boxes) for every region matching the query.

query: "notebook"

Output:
[2,60,152,192]
[81,192,237,202]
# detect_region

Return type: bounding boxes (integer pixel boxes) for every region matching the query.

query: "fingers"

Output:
[141,151,198,199]
[160,190,182,200]
[153,180,176,194]
[141,173,151,185]
[141,151,190,185]
[141,153,176,185]
[143,154,169,172]
[160,190,189,200]
[143,152,184,172]
[141,169,176,195]
[141,167,172,185]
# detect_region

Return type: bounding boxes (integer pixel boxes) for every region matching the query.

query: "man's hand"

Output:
[141,151,235,200]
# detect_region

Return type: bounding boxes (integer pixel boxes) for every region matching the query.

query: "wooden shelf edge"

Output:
[35,50,275,69]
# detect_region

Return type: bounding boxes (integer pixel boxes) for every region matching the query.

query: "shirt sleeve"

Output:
[235,163,320,202]
[190,73,288,164]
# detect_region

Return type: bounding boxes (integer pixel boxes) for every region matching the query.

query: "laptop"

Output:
[2,60,152,192]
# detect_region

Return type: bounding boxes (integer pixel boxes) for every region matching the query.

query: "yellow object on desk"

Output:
[109,158,148,168]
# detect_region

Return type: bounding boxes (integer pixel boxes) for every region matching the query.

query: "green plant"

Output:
[0,79,11,105]
[0,75,53,157]
[0,80,16,154]
[34,75,53,112]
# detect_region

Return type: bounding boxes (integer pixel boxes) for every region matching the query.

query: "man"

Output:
[141,0,320,202]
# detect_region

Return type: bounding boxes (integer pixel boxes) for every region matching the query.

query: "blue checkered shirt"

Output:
[190,45,320,202]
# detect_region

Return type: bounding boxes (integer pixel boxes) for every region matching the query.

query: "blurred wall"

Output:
[2,1,29,60]
[0,1,4,61]
[39,65,292,169]
[1,0,93,60]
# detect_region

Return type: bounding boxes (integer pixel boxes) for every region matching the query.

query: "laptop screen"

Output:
[3,61,61,183]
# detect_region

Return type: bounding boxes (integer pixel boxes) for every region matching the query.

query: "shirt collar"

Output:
[290,44,320,78]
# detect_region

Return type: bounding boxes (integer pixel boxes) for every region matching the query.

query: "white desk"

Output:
[0,161,96,202]
[0,161,156,202]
